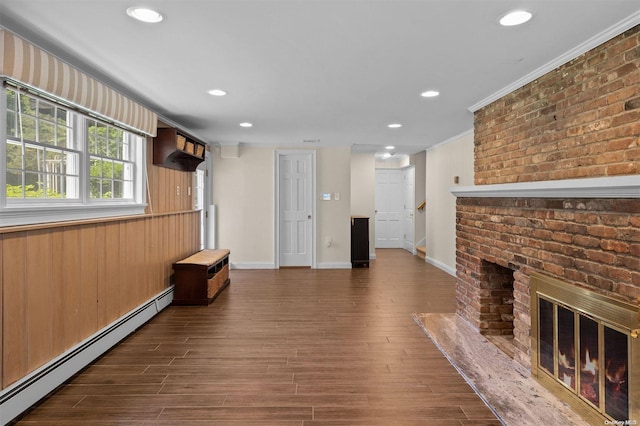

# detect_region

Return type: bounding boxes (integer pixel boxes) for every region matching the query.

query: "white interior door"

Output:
[403,166,415,253]
[375,169,403,248]
[278,153,313,267]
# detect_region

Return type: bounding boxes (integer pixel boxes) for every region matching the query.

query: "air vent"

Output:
[303,139,320,143]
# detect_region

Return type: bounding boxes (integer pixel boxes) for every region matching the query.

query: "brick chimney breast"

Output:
[456,24,640,372]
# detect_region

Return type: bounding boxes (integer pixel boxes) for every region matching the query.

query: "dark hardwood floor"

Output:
[15,249,501,425]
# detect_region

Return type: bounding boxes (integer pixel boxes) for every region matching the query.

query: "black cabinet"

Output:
[351,216,369,268]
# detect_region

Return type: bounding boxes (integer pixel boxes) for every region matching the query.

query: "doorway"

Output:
[403,166,415,253]
[275,151,316,267]
[375,169,403,248]
[375,167,415,253]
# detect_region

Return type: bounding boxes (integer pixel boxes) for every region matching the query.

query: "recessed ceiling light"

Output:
[387,123,402,128]
[126,7,164,23]
[385,145,395,150]
[208,89,227,96]
[499,10,532,26]
[239,122,253,128]
[421,90,440,98]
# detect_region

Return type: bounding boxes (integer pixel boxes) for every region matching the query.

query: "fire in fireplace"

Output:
[531,273,639,425]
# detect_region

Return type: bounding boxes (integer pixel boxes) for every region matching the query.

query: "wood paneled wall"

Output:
[0,137,203,389]
[146,138,199,214]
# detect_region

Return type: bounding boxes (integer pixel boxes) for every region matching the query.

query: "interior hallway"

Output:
[15,249,501,425]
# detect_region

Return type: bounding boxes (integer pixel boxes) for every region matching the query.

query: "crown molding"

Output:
[469,10,640,112]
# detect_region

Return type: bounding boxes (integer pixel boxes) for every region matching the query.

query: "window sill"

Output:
[0,203,147,227]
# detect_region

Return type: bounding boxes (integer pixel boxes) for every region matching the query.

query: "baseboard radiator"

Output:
[0,287,174,425]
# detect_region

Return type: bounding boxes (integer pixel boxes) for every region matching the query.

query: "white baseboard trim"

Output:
[230,262,354,269]
[426,256,456,277]
[369,252,376,260]
[230,262,276,269]
[0,287,174,425]
[316,262,352,269]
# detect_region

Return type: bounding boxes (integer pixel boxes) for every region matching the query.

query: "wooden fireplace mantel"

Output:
[450,175,640,199]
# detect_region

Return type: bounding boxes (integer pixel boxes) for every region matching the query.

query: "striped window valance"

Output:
[0,29,157,136]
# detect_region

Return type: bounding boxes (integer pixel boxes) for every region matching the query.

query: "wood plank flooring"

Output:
[14,249,501,425]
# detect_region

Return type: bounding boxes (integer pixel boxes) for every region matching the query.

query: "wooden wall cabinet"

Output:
[153,127,206,172]
[172,249,230,305]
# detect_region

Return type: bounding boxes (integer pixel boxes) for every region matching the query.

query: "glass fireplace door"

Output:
[531,273,639,425]
[535,292,632,423]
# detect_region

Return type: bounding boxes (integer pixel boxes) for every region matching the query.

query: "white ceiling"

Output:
[2,1,640,158]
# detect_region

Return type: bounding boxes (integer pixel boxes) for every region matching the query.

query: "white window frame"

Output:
[0,83,147,227]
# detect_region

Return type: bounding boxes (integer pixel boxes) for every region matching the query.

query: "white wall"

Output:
[350,152,376,258]
[211,144,351,268]
[375,155,410,169]
[317,146,352,268]
[211,145,275,267]
[211,137,473,272]
[425,131,474,275]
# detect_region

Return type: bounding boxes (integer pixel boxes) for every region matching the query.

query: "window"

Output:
[87,120,135,200]
[6,89,79,199]
[2,85,146,226]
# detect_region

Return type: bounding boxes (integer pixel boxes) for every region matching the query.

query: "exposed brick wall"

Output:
[458,24,640,372]
[474,26,640,185]
[456,198,640,370]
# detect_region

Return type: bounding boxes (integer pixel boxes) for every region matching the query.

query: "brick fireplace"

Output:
[452,24,640,424]
[455,195,639,369]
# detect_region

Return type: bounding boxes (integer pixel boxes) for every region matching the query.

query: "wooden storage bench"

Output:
[172,249,230,305]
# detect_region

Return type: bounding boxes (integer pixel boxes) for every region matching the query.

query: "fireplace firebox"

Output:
[531,273,640,425]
